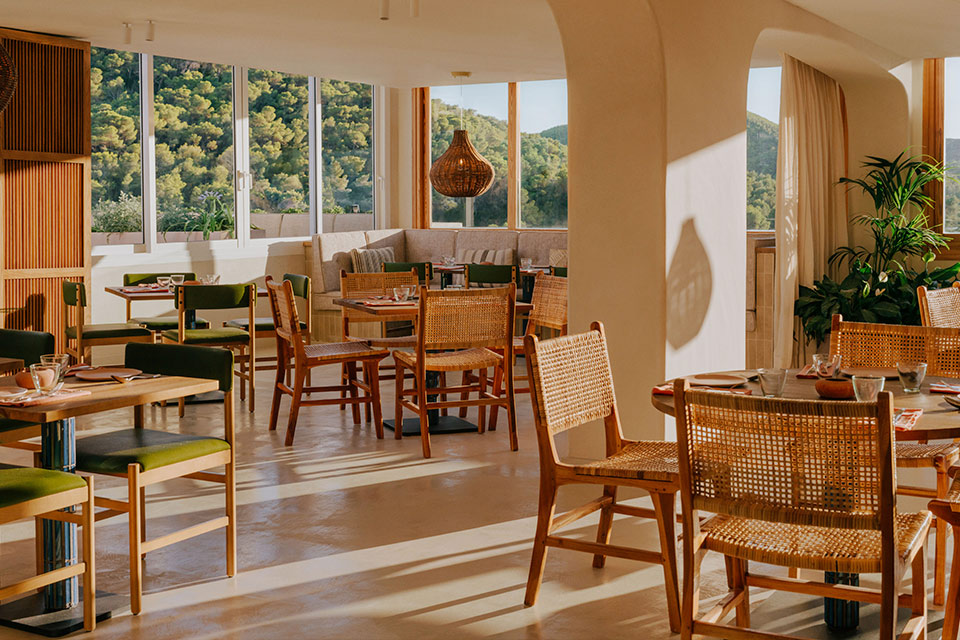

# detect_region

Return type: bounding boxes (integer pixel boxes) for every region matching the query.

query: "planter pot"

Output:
[157,231,233,243]
[91,231,143,246]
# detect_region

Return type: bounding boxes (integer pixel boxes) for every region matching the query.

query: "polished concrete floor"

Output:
[0,363,950,639]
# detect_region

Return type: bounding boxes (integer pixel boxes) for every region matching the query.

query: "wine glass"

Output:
[393,287,410,302]
[169,274,185,286]
[520,257,533,270]
[156,276,171,289]
[40,354,69,392]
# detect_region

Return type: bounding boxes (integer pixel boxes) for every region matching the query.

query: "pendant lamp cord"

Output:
[459,76,464,129]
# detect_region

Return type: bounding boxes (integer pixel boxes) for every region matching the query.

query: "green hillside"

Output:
[540,124,567,146]
[746,111,778,231]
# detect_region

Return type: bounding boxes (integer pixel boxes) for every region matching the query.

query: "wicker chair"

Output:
[394,285,518,458]
[266,276,389,446]
[675,381,930,639]
[929,466,960,640]
[831,313,960,605]
[918,282,960,328]
[523,323,681,633]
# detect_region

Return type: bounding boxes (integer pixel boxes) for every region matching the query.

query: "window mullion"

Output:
[140,53,157,252]
[309,77,323,235]
[234,65,250,248]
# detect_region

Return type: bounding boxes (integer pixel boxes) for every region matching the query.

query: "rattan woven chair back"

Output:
[527,273,568,334]
[340,269,419,326]
[918,283,960,328]
[829,313,960,377]
[525,325,615,438]
[266,276,302,349]
[419,285,513,351]
[675,380,896,534]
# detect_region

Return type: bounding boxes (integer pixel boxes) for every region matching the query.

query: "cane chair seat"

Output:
[66,323,152,340]
[896,442,960,467]
[394,347,501,372]
[346,334,417,348]
[0,464,88,508]
[303,341,389,363]
[572,441,679,482]
[700,511,932,574]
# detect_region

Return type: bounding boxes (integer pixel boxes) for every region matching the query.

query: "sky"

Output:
[431,79,568,134]
[946,58,960,139]
[746,67,781,124]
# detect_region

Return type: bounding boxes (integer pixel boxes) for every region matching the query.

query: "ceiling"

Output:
[785,0,960,60]
[0,0,565,88]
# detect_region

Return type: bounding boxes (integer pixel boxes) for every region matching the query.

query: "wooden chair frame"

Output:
[522,323,681,632]
[163,284,257,413]
[267,276,389,446]
[929,465,960,640]
[63,282,153,365]
[122,272,198,340]
[675,382,928,640]
[0,475,96,631]
[85,384,236,615]
[918,281,960,328]
[831,312,960,605]
[394,285,518,459]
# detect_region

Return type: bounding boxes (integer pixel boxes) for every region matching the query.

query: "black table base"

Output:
[383,416,478,437]
[0,590,125,637]
[823,571,859,631]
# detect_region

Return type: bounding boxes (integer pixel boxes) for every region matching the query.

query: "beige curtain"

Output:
[773,55,848,367]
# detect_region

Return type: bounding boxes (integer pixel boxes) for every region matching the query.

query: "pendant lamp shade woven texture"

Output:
[430,129,495,198]
[0,41,15,114]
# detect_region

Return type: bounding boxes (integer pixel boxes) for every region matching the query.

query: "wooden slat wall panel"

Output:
[4,276,79,351]
[4,160,84,269]
[1,38,85,154]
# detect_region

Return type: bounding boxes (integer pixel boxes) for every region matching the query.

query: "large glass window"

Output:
[519,79,567,228]
[153,56,235,243]
[91,47,143,246]
[944,59,960,233]
[248,69,310,239]
[746,66,781,231]
[321,79,374,232]
[430,83,508,228]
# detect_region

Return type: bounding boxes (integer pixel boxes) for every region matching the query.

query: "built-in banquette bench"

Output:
[303,228,567,342]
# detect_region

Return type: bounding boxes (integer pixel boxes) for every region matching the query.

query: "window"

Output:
[153,56,235,243]
[321,79,374,231]
[746,67,781,231]
[519,79,567,229]
[91,47,143,246]
[248,69,310,238]
[944,58,960,233]
[430,82,508,228]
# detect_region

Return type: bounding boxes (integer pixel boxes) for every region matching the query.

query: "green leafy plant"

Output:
[185,191,234,240]
[795,152,959,345]
[91,192,143,240]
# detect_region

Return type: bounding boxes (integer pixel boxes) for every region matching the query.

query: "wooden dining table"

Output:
[0,372,219,637]
[105,285,269,329]
[334,296,532,436]
[0,357,24,374]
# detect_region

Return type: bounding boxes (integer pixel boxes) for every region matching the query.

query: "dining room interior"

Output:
[7,0,960,638]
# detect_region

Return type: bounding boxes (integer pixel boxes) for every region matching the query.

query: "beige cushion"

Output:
[315,231,367,292]
[549,248,569,267]
[365,229,406,261]
[405,229,457,263]
[518,231,566,266]
[456,248,515,265]
[350,247,395,273]
[455,229,518,254]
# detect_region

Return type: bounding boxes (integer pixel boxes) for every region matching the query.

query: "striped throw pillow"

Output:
[455,248,514,265]
[549,248,568,267]
[350,247,395,273]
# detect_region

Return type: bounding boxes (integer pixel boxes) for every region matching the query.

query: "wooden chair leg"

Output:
[82,477,96,631]
[394,360,405,440]
[489,364,503,432]
[178,397,185,418]
[366,360,384,439]
[524,477,558,606]
[912,547,927,639]
[140,486,147,544]
[346,361,361,425]
[248,349,256,414]
[364,363,373,423]
[226,455,237,577]
[339,363,347,411]
[284,366,306,446]
[459,371,470,418]
[592,485,617,568]
[937,465,951,606]
[653,490,681,634]
[439,371,448,417]
[477,367,487,434]
[269,353,285,432]
[238,347,246,403]
[731,557,751,628]
[505,362,519,452]
[879,561,899,640]
[417,368,432,458]
[128,463,143,615]
[944,525,960,640]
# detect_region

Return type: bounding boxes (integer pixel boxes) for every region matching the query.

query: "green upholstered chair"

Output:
[161,283,256,412]
[0,464,96,631]
[383,261,433,284]
[550,266,567,278]
[74,343,236,615]
[122,272,209,334]
[63,282,153,365]
[464,264,518,288]
[0,329,55,451]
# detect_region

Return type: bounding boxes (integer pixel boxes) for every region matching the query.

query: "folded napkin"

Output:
[930,383,960,394]
[796,364,819,379]
[0,388,92,407]
[652,384,752,396]
[894,408,923,431]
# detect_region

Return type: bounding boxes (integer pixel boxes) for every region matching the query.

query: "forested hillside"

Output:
[747,112,778,230]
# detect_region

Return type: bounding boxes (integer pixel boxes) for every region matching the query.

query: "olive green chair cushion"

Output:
[160,327,249,345]
[131,316,210,331]
[0,328,54,367]
[551,266,568,278]
[66,323,153,340]
[282,273,310,299]
[125,342,234,392]
[465,264,517,286]
[224,318,305,332]
[123,272,197,286]
[0,464,87,509]
[75,429,230,475]
[177,284,254,310]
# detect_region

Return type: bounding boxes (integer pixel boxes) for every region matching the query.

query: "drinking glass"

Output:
[201,274,220,285]
[393,287,410,302]
[757,368,787,397]
[812,353,842,379]
[40,354,69,392]
[852,375,885,402]
[169,274,185,286]
[29,363,60,396]
[520,257,533,270]
[404,285,416,299]
[442,255,456,267]
[897,361,927,393]
[156,276,171,289]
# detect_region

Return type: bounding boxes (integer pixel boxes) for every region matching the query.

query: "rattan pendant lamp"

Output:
[429,71,494,198]
[0,40,16,114]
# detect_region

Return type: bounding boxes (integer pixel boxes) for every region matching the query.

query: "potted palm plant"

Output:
[795,152,959,346]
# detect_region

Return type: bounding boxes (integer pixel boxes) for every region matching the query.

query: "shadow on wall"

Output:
[666,218,712,349]
[4,293,46,332]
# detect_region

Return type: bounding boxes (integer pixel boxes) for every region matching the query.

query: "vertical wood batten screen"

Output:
[0,29,91,351]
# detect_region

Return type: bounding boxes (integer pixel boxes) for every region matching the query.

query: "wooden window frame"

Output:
[922,58,959,257]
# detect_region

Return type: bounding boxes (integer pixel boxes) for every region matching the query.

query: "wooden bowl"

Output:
[815,378,855,399]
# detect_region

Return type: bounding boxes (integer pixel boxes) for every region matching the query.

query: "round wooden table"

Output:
[651,369,960,442]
